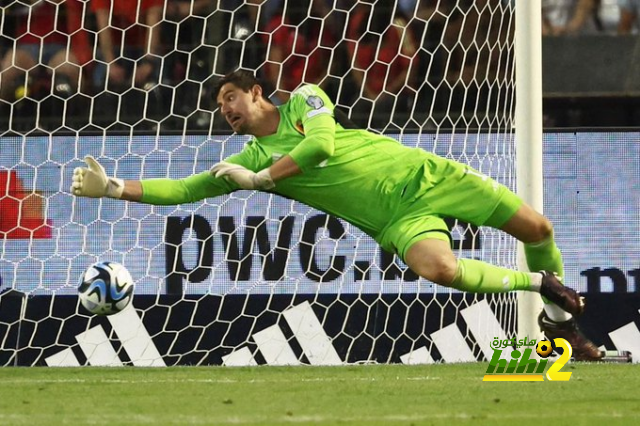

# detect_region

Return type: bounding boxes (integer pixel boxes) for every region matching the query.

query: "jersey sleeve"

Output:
[286,85,336,172]
[140,172,234,205]
[223,138,270,172]
[140,139,268,205]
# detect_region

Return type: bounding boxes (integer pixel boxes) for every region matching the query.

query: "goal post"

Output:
[0,1,543,366]
[515,0,545,341]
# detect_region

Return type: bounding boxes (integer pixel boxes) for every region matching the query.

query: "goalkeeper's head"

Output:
[213,70,276,137]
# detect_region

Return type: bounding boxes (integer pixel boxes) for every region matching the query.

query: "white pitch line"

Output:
[0,411,638,426]
[0,376,443,385]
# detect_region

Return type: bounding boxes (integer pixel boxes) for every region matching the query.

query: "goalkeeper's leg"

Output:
[498,203,570,320]
[404,237,580,316]
[404,236,601,361]
[402,157,601,360]
[496,203,602,360]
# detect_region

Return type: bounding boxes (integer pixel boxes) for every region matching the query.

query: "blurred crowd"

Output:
[0,0,638,133]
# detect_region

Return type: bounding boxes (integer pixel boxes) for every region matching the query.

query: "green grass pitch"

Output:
[0,363,638,425]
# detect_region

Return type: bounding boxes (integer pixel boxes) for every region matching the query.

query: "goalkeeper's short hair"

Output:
[212,69,265,101]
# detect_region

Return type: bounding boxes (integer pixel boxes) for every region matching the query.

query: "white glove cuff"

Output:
[106,178,125,199]
[256,169,275,190]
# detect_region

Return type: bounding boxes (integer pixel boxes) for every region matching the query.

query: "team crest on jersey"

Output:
[306,96,324,109]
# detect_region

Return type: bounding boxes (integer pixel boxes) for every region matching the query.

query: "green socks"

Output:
[524,236,564,278]
[451,258,538,293]
[447,235,571,321]
[524,235,571,320]
[448,235,564,294]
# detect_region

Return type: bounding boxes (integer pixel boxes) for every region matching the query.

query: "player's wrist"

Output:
[255,169,275,190]
[106,177,125,199]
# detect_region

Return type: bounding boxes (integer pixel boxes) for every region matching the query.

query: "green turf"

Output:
[0,363,638,425]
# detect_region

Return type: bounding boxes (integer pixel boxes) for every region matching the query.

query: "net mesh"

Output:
[0,0,519,366]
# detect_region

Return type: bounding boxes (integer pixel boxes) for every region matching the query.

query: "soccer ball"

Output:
[78,261,134,316]
[536,339,553,358]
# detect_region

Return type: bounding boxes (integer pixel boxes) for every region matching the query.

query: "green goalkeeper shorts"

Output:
[378,154,523,261]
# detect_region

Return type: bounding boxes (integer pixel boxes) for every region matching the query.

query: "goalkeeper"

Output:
[71,70,601,361]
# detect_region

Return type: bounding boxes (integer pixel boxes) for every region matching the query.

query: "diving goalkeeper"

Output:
[71,70,601,361]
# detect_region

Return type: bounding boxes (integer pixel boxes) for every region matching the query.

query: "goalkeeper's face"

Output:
[217,83,262,135]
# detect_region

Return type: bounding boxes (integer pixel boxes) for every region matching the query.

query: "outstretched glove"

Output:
[71,155,125,199]
[211,161,275,190]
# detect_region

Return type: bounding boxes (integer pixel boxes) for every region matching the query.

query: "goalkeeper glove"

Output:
[70,155,125,199]
[210,161,275,190]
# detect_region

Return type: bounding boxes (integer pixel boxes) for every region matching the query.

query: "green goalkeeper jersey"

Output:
[142,84,439,241]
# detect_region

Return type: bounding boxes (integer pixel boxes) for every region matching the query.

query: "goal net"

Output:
[0,0,525,367]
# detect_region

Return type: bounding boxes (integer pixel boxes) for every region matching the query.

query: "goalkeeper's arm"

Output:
[71,156,234,205]
[210,114,335,188]
[212,110,337,190]
[286,112,335,174]
[263,119,335,181]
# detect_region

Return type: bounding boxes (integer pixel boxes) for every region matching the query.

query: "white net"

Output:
[0,0,519,366]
